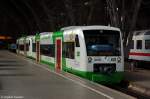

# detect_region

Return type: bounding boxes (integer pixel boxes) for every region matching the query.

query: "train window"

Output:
[75,35,80,47]
[145,31,150,35]
[26,43,29,51]
[19,44,24,51]
[145,40,150,49]
[29,41,30,46]
[83,30,121,56]
[32,43,36,52]
[136,40,142,49]
[63,42,75,59]
[17,44,19,49]
[40,44,55,57]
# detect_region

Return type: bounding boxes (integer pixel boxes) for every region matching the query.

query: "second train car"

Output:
[129,30,150,67]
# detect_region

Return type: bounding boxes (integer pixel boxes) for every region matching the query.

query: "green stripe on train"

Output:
[64,67,123,84]
[27,56,35,60]
[40,60,55,70]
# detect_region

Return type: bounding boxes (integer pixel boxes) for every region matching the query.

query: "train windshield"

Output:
[83,30,121,56]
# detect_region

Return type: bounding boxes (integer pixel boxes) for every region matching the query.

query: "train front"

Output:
[83,28,124,84]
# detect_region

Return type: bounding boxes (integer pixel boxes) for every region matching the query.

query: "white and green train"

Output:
[17,37,26,55]
[17,26,124,84]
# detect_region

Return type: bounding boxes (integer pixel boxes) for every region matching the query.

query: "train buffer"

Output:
[0,50,136,99]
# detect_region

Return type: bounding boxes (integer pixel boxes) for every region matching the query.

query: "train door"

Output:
[24,41,27,56]
[55,38,62,71]
[36,41,40,63]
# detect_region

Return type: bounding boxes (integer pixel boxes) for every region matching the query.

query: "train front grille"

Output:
[93,64,116,74]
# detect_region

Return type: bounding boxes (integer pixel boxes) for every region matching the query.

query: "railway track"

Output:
[106,80,150,99]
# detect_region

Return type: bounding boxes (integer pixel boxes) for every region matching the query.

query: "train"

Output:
[17,26,124,84]
[129,30,150,67]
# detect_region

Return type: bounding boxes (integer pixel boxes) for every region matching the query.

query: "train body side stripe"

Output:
[129,52,150,56]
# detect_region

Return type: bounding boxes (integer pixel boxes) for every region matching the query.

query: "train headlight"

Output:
[117,57,121,63]
[88,57,92,63]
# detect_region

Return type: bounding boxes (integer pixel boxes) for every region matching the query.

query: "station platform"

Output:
[125,64,150,96]
[0,50,135,99]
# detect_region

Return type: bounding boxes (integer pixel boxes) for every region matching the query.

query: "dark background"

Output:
[0,0,149,41]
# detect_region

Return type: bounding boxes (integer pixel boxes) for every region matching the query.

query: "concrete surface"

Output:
[0,50,135,99]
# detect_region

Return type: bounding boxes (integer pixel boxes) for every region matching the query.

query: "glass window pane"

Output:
[145,40,150,49]
[75,35,80,47]
[19,44,24,51]
[63,42,75,59]
[145,31,150,35]
[40,44,55,57]
[83,30,121,56]
[136,40,142,49]
[32,43,36,52]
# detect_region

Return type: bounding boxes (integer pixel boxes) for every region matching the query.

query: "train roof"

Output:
[61,25,120,31]
[17,37,25,40]
[40,32,53,35]
[26,35,34,38]
[133,30,150,36]
[25,35,34,40]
